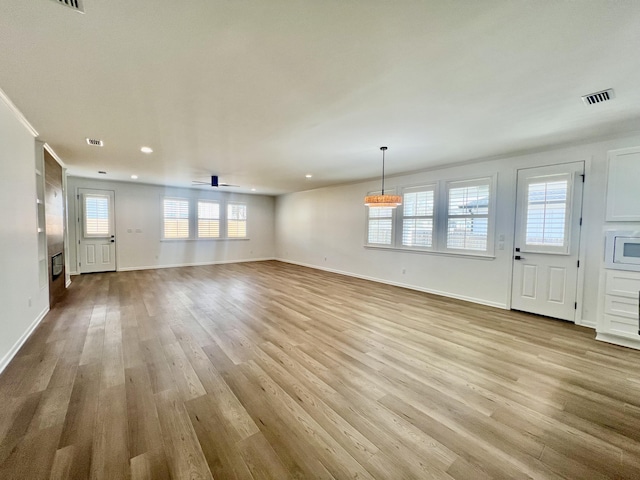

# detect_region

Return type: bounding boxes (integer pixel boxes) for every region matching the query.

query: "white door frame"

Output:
[75,187,117,273]
[507,160,589,325]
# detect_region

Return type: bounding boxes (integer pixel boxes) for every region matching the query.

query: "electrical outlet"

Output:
[402,268,406,274]
[28,297,32,307]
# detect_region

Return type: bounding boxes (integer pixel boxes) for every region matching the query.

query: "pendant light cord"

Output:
[381,146,387,195]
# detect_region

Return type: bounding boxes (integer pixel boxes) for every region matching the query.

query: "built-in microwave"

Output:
[605,231,640,271]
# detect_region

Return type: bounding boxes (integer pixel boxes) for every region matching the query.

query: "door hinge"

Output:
[78,240,80,245]
[574,302,577,309]
[579,217,582,226]
[580,174,585,183]
[577,260,580,268]
[77,194,80,200]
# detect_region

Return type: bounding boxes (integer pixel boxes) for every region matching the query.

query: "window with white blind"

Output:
[163,198,190,239]
[84,194,110,237]
[402,185,435,248]
[366,189,395,245]
[198,201,220,238]
[227,203,247,238]
[445,178,492,252]
[524,175,570,252]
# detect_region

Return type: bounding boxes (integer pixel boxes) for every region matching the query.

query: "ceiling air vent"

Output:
[86,138,104,147]
[581,88,615,105]
[50,0,85,14]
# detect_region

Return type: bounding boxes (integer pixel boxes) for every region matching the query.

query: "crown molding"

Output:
[43,143,66,168]
[0,86,38,137]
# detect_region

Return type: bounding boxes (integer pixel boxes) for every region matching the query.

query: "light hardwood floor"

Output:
[1,261,640,479]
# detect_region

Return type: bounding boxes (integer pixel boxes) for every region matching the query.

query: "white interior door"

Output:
[77,188,116,273]
[511,162,584,321]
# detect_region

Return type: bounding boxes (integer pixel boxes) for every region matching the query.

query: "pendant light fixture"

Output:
[364,146,402,208]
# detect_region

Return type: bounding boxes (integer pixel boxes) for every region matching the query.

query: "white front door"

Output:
[77,188,116,273]
[511,162,584,321]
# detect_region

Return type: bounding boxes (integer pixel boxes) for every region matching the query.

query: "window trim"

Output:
[197,200,221,239]
[442,176,495,255]
[83,193,112,238]
[364,189,397,247]
[160,196,249,241]
[227,202,248,239]
[363,175,496,257]
[517,172,573,255]
[162,197,190,240]
[398,184,437,251]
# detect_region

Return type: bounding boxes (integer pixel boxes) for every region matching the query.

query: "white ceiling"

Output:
[1,1,640,194]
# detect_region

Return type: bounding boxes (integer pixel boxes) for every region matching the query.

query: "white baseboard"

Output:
[577,318,596,329]
[275,258,508,310]
[595,332,640,350]
[116,257,276,272]
[0,306,49,375]
[65,278,72,288]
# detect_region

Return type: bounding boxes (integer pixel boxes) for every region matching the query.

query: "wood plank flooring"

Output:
[1,260,640,479]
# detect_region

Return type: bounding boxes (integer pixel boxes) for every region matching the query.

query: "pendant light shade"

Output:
[364,147,402,208]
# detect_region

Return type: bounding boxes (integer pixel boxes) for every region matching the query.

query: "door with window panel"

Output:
[78,188,116,273]
[511,162,584,321]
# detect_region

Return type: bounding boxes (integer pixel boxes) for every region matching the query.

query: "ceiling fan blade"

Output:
[192,175,240,187]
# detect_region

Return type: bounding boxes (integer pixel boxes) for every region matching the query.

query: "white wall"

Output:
[0,96,49,372]
[66,177,276,272]
[275,134,640,327]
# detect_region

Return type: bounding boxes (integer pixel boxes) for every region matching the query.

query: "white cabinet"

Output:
[596,269,640,349]
[606,147,640,221]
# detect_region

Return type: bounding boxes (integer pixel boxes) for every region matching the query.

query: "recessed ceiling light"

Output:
[251,188,256,192]
[305,174,313,178]
[131,175,138,179]
[140,146,153,154]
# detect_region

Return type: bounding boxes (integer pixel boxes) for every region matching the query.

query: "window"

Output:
[198,201,220,238]
[446,178,491,251]
[84,194,110,236]
[163,198,189,239]
[524,175,570,251]
[227,203,247,238]
[366,189,395,245]
[402,186,435,248]
[364,177,495,255]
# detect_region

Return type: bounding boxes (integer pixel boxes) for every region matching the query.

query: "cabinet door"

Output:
[606,147,640,221]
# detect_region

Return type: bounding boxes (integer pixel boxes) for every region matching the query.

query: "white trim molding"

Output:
[0,306,49,375]
[596,332,640,351]
[116,257,275,272]
[43,143,66,168]
[275,258,508,310]
[0,86,39,137]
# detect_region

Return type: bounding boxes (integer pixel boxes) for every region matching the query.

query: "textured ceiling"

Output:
[1,0,640,194]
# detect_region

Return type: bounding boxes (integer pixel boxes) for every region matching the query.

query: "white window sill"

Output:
[364,244,495,260]
[161,237,250,242]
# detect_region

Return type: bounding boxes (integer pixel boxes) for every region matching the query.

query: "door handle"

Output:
[514,255,523,260]
[110,239,115,243]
